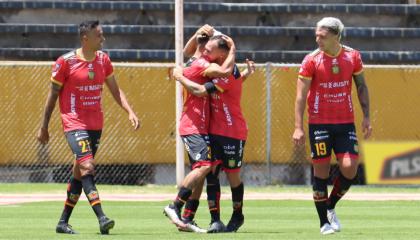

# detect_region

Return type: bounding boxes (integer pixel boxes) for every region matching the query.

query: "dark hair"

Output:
[197,34,209,45]
[79,20,100,38]
[209,35,230,52]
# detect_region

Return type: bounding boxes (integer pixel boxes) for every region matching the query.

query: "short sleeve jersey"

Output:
[179,57,211,136]
[51,50,113,132]
[298,46,363,124]
[209,65,248,140]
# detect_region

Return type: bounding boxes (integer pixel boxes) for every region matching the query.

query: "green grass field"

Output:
[1,184,420,239]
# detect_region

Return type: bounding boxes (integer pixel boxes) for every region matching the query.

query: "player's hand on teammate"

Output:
[222,35,235,50]
[172,67,183,81]
[292,128,305,146]
[361,117,372,139]
[196,24,214,37]
[37,127,50,144]
[244,58,256,78]
[129,112,140,130]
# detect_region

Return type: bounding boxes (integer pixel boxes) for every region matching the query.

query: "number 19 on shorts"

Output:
[315,142,327,156]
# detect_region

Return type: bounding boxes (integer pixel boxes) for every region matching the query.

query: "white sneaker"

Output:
[320,223,335,235]
[163,204,186,228]
[327,209,341,232]
[178,220,207,233]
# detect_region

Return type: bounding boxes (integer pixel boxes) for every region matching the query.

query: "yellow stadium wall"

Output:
[0,63,419,166]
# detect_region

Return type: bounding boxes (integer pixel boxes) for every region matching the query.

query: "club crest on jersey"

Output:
[332,58,340,74]
[88,63,95,80]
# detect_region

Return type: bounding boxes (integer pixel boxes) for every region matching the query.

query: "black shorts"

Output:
[181,134,211,169]
[65,130,102,163]
[210,134,246,172]
[308,123,359,164]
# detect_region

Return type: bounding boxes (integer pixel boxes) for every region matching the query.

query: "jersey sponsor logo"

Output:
[319,80,350,89]
[70,93,76,114]
[314,130,328,135]
[222,103,233,126]
[315,135,329,140]
[313,92,320,113]
[381,148,420,180]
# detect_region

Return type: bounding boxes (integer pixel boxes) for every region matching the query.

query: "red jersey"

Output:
[51,50,114,132]
[209,65,248,140]
[179,57,211,136]
[298,46,363,124]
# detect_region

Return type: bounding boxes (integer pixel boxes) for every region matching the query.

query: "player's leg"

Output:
[56,159,83,234]
[75,130,114,234]
[164,134,212,229]
[56,131,86,234]
[179,178,207,233]
[219,136,245,233]
[207,135,224,233]
[327,124,359,232]
[309,124,334,235]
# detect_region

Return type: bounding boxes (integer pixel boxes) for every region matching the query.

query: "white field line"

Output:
[1,192,420,205]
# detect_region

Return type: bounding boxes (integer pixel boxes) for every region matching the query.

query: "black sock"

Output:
[182,199,199,222]
[174,187,192,210]
[81,174,105,219]
[313,177,329,227]
[231,182,244,218]
[206,172,221,222]
[59,177,83,223]
[328,172,354,210]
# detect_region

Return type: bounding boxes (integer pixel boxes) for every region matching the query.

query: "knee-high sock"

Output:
[206,172,221,222]
[173,187,192,210]
[182,199,199,222]
[81,174,105,219]
[313,177,329,227]
[328,172,354,210]
[59,176,82,223]
[231,183,244,218]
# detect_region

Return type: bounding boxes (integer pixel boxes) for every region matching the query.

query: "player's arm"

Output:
[105,75,140,130]
[203,36,236,78]
[353,73,372,139]
[293,77,311,146]
[240,58,256,82]
[172,67,215,97]
[183,24,214,58]
[37,83,61,144]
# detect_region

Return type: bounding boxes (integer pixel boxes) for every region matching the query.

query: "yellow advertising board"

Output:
[363,142,420,184]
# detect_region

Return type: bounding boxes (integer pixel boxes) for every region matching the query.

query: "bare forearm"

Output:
[357,84,370,118]
[183,36,197,58]
[40,89,59,129]
[295,98,306,129]
[220,48,236,76]
[177,76,207,97]
[116,89,135,114]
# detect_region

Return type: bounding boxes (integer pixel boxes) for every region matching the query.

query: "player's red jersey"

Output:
[51,50,114,132]
[179,57,211,136]
[209,65,248,140]
[298,46,364,124]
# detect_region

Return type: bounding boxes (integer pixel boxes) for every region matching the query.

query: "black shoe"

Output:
[56,221,77,234]
[207,220,226,233]
[225,214,244,232]
[99,216,115,235]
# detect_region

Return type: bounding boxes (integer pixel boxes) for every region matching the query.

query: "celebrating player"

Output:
[293,17,372,235]
[37,20,139,235]
[163,32,236,232]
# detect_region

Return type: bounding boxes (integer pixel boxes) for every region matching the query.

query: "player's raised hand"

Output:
[362,117,372,139]
[197,24,214,37]
[37,127,50,144]
[292,128,305,146]
[222,35,235,50]
[172,67,183,81]
[246,58,255,75]
[129,112,140,130]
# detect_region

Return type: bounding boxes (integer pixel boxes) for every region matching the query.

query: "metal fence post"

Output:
[265,62,272,185]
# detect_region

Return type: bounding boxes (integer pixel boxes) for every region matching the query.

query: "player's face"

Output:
[203,40,220,62]
[85,26,105,51]
[315,27,338,52]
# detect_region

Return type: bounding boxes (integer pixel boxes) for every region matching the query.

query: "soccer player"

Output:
[37,20,139,235]
[293,17,372,235]
[163,34,236,232]
[174,35,255,233]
